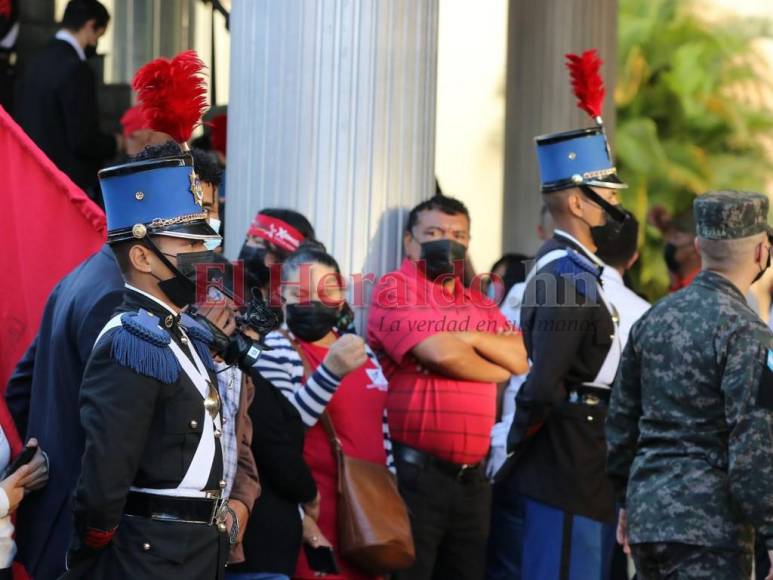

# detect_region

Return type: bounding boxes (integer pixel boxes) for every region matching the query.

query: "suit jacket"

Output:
[5,245,125,580]
[14,38,116,195]
[504,231,618,523]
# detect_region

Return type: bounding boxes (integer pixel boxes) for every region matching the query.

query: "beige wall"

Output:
[434,0,508,275]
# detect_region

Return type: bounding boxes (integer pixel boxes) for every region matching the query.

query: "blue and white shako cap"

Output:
[535,49,627,194]
[98,152,221,243]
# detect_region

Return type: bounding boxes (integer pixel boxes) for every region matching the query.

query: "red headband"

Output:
[248,214,304,252]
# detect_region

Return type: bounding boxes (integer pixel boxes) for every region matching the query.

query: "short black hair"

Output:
[259,208,316,242]
[109,239,143,277]
[406,194,470,233]
[595,210,639,269]
[491,253,531,294]
[190,148,222,187]
[62,0,110,31]
[130,140,181,161]
[129,141,221,187]
[282,241,341,278]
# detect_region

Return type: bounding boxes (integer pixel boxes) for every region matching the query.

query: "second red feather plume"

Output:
[132,50,208,145]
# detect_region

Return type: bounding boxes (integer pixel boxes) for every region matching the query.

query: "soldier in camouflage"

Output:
[606,190,773,579]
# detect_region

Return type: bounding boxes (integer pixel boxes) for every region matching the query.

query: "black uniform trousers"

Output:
[61,515,229,580]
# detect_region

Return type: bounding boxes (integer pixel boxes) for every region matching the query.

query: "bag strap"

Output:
[279,329,345,489]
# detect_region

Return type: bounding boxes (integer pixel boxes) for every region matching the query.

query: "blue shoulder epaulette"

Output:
[554,249,602,297]
[180,313,216,372]
[110,310,180,384]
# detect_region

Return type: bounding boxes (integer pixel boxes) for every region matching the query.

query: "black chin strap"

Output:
[144,236,189,281]
[579,185,627,223]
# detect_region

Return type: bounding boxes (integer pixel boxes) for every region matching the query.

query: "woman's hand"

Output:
[303,491,321,521]
[1,464,34,514]
[323,334,367,378]
[302,514,332,549]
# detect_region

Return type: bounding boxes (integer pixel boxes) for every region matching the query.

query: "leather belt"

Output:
[394,443,482,483]
[124,491,227,527]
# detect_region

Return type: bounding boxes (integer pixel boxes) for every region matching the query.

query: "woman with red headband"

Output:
[238,209,316,311]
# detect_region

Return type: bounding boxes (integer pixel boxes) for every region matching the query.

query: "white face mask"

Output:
[205,218,222,251]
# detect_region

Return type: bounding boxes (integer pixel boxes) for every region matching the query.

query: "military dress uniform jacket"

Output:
[607,270,773,551]
[64,288,227,580]
[504,230,620,523]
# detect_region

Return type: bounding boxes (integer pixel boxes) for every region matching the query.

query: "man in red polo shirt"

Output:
[367,194,528,580]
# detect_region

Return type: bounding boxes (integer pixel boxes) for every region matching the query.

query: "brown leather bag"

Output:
[289,332,415,574]
[318,413,415,574]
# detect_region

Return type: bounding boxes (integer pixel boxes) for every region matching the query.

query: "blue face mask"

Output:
[205,218,222,251]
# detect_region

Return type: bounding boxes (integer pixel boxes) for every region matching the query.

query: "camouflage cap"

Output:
[694,191,771,240]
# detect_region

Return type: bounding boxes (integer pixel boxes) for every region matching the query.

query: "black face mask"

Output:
[142,239,197,308]
[591,210,630,251]
[753,248,771,284]
[419,239,467,282]
[285,302,340,343]
[85,43,98,59]
[155,272,197,309]
[238,244,271,291]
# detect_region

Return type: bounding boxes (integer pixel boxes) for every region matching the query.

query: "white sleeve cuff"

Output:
[0,488,9,519]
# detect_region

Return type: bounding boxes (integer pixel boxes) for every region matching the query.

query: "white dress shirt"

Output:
[600,266,651,348]
[55,29,86,61]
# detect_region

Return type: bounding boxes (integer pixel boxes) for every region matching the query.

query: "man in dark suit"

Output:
[5,245,125,580]
[14,0,121,198]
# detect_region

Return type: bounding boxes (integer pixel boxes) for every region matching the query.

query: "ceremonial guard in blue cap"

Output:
[496,50,628,580]
[63,53,230,580]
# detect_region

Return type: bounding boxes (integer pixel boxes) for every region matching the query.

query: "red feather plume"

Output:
[132,50,208,144]
[565,49,605,121]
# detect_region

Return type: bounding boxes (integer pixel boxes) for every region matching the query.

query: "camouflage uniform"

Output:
[606,191,773,580]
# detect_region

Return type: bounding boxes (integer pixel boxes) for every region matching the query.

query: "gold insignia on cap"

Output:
[189,170,204,207]
[132,224,147,238]
[135,191,144,201]
[571,174,584,185]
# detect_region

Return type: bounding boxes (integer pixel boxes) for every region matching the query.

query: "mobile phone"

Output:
[303,544,339,574]
[4,443,37,478]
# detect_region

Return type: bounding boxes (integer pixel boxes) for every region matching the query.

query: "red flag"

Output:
[0,105,106,390]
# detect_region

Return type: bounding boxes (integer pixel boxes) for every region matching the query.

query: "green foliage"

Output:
[616,0,773,299]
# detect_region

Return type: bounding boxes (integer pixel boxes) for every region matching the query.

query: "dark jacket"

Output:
[229,370,317,576]
[503,231,618,523]
[14,38,116,195]
[65,289,225,579]
[5,245,124,580]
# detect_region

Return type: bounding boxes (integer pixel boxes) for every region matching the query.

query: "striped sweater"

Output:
[255,330,394,469]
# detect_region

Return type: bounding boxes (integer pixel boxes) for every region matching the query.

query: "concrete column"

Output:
[226,0,439,322]
[502,0,618,255]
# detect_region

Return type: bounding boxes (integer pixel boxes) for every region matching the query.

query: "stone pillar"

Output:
[226,0,439,323]
[502,0,618,255]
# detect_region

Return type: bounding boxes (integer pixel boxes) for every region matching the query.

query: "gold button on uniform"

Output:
[135,191,144,200]
[219,480,226,489]
[214,429,222,439]
[142,542,151,551]
[189,420,198,429]
[217,522,227,533]
[181,336,189,345]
